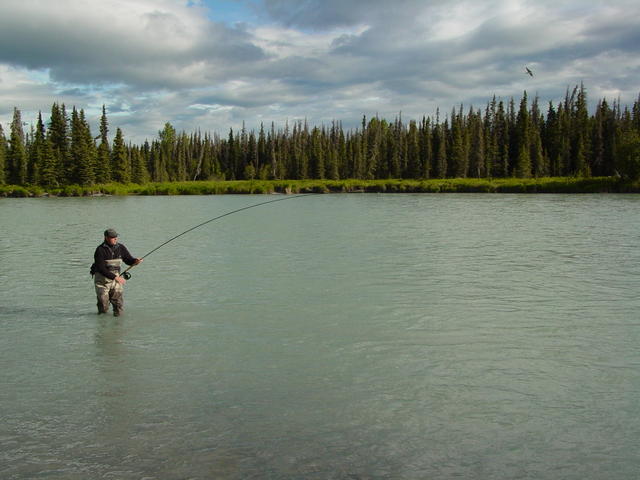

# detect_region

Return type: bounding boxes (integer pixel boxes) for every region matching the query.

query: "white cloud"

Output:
[0,0,638,143]
[0,0,262,88]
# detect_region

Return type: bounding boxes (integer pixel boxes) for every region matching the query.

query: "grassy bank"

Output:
[1,177,639,197]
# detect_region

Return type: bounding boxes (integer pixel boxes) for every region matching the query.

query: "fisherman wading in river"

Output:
[91,229,142,316]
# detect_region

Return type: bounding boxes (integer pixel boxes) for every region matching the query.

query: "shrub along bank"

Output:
[0,177,637,197]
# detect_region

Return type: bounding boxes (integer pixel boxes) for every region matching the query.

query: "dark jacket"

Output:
[92,242,137,280]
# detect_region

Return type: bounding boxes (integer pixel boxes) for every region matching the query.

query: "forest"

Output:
[1,84,640,190]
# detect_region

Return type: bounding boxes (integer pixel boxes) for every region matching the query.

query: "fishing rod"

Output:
[118,194,310,280]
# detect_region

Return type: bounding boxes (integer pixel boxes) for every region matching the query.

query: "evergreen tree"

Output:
[8,107,28,185]
[175,132,188,181]
[468,111,485,178]
[617,130,640,179]
[484,98,497,177]
[386,125,400,178]
[48,103,71,184]
[0,124,7,184]
[249,130,259,175]
[432,115,447,179]
[39,135,57,187]
[111,128,130,183]
[364,117,381,179]
[95,105,111,183]
[157,123,175,181]
[491,100,509,177]
[515,92,532,177]
[5,86,640,187]
[419,116,432,179]
[632,93,640,133]
[336,126,347,180]
[406,120,421,178]
[225,128,240,179]
[309,126,325,179]
[603,99,619,175]
[544,102,561,176]
[573,83,591,176]
[449,107,467,177]
[529,96,547,176]
[130,145,149,183]
[82,109,97,185]
[396,115,408,177]
[27,112,47,185]
[70,108,96,185]
[558,102,572,176]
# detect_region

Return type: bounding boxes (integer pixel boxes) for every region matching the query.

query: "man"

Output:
[92,228,142,316]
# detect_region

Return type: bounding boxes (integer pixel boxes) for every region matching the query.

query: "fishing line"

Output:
[120,194,310,279]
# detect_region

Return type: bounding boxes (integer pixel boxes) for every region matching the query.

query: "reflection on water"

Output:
[1,194,640,479]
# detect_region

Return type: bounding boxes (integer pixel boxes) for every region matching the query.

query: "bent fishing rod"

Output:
[118,194,309,280]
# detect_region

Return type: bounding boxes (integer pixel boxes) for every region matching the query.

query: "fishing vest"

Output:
[91,243,124,276]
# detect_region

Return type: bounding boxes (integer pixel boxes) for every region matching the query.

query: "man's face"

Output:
[105,236,118,246]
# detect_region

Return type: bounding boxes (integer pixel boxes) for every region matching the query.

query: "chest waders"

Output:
[95,257,125,316]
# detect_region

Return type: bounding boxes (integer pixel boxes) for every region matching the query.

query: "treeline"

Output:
[1,84,640,187]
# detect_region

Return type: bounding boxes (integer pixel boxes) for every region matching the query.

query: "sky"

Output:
[0,0,639,143]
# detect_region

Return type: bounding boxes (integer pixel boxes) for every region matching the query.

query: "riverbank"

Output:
[1,176,639,197]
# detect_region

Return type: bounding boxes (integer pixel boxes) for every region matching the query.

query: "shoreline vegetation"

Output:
[3,85,640,194]
[2,177,640,197]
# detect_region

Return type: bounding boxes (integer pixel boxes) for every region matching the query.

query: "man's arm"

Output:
[119,244,142,266]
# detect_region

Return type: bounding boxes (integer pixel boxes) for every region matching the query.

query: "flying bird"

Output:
[525,67,534,77]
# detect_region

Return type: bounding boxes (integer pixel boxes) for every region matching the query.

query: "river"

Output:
[1,193,639,479]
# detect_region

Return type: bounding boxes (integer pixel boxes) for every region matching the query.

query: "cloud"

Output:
[0,0,263,89]
[0,66,90,117]
[0,0,639,143]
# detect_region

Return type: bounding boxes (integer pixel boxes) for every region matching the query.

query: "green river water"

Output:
[1,193,639,479]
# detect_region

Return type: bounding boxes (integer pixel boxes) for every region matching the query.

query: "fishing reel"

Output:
[121,271,132,280]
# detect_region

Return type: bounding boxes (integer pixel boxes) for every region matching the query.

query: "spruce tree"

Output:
[8,107,28,185]
[388,117,403,178]
[111,128,130,183]
[39,135,57,188]
[337,127,347,180]
[364,117,381,179]
[175,133,188,181]
[95,105,111,183]
[310,126,325,179]
[572,83,591,176]
[602,99,618,175]
[406,120,420,178]
[69,107,81,184]
[491,100,509,177]
[515,92,532,177]
[225,128,240,180]
[0,124,6,184]
[48,103,70,185]
[326,140,339,180]
[469,111,485,178]
[432,116,447,179]
[157,123,175,181]
[27,112,47,185]
[529,96,548,176]
[449,107,467,177]
[617,130,640,179]
[246,131,259,179]
[544,102,560,176]
[419,116,432,179]
[130,145,149,183]
[149,141,163,182]
[70,108,96,185]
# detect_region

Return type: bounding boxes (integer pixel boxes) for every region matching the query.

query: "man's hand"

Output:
[115,275,126,285]
[134,258,143,265]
